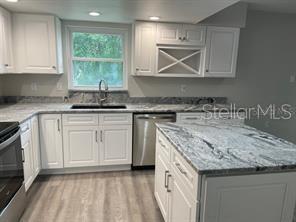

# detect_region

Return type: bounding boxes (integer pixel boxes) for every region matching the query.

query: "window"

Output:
[67,26,128,90]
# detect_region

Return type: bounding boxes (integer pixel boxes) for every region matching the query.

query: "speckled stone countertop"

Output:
[0,103,235,124]
[156,122,296,176]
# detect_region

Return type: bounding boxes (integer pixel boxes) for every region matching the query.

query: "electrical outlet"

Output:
[290,75,296,83]
[180,84,187,94]
[31,82,37,91]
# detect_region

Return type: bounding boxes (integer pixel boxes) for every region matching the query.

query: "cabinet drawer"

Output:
[99,113,132,125]
[171,148,198,196]
[62,114,99,126]
[177,112,207,124]
[156,130,171,159]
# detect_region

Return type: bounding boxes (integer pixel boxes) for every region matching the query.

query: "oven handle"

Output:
[0,129,21,151]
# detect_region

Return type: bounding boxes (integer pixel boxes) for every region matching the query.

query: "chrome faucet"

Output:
[98,80,109,106]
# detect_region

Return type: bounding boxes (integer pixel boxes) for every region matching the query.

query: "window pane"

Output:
[72,32,123,59]
[72,60,123,87]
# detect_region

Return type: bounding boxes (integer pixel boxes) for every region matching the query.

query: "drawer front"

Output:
[62,114,99,126]
[177,112,207,124]
[171,148,198,196]
[99,113,132,125]
[156,130,171,159]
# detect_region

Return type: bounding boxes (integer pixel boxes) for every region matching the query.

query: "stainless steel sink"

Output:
[71,104,127,109]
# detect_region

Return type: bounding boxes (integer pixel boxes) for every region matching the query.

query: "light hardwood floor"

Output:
[20,170,164,222]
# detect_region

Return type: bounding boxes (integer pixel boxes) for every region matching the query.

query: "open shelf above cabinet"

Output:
[157,46,204,77]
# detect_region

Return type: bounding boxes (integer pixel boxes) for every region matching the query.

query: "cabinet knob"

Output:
[182,37,187,41]
[4,64,8,67]
[52,66,56,69]
[206,69,209,72]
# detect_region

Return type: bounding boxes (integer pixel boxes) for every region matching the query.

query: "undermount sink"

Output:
[71,104,127,109]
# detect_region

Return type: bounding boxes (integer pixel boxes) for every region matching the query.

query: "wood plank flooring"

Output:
[20,170,164,222]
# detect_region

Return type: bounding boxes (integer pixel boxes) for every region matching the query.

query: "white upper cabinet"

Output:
[156,23,206,46]
[134,22,156,76]
[13,14,63,74]
[0,7,14,73]
[204,26,240,77]
[156,23,183,45]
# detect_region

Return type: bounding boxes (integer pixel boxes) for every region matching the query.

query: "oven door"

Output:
[0,128,23,213]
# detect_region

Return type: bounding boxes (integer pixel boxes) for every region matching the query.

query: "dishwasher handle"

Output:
[136,115,175,120]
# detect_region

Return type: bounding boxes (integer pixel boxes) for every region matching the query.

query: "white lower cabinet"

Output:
[155,129,198,222]
[39,114,63,169]
[63,125,99,167]
[21,121,34,191]
[62,113,132,168]
[99,125,132,165]
[155,145,170,221]
[155,129,296,222]
[169,173,197,222]
[31,116,41,177]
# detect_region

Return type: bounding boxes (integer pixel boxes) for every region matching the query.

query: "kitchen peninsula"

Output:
[155,122,296,222]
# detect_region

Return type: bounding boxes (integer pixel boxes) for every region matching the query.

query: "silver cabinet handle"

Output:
[175,162,187,176]
[164,170,169,188]
[57,119,60,132]
[21,148,25,163]
[167,174,172,192]
[185,117,198,120]
[100,130,103,142]
[95,130,98,142]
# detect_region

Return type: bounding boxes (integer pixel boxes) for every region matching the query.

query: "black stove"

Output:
[0,122,19,138]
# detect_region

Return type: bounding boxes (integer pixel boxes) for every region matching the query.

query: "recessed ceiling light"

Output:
[89,11,101,17]
[149,16,160,21]
[6,0,19,2]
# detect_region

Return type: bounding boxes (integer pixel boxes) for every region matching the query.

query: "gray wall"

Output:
[1,10,296,142]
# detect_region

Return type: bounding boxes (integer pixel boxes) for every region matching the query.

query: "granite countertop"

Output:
[156,122,296,176]
[0,103,235,124]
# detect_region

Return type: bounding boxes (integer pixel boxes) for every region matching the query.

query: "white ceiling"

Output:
[0,0,240,23]
[245,0,296,14]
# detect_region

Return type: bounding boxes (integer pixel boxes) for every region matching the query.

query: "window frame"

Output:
[66,25,128,91]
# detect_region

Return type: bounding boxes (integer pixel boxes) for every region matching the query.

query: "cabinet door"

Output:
[156,23,183,45]
[0,7,14,73]
[200,173,296,222]
[63,126,99,167]
[134,22,156,76]
[204,27,240,77]
[39,114,63,169]
[21,127,34,191]
[182,25,206,46]
[154,148,170,222]
[13,14,59,74]
[31,116,41,177]
[169,174,197,222]
[99,125,132,165]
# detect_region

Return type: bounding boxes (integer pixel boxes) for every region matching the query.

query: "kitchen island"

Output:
[155,122,296,222]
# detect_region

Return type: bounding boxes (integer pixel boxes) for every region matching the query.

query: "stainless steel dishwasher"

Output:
[132,113,176,167]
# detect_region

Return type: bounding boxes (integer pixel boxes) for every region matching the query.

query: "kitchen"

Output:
[0,0,296,222]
